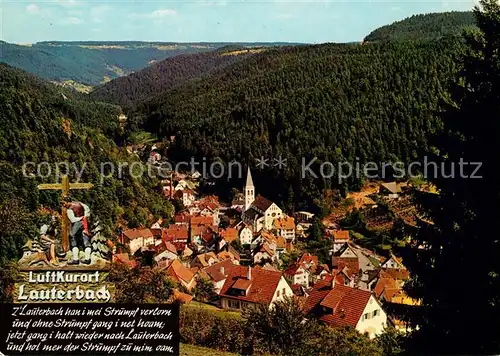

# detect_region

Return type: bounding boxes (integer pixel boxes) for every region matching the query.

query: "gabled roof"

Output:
[190,215,213,227]
[165,259,195,284]
[192,252,218,267]
[254,243,274,257]
[123,228,153,240]
[251,194,274,212]
[203,259,236,282]
[332,230,350,241]
[274,216,296,230]
[299,253,319,266]
[305,279,374,328]
[381,182,402,194]
[284,262,307,277]
[220,227,238,243]
[219,266,284,304]
[163,225,189,241]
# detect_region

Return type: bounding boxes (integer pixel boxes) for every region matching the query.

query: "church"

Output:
[241,168,283,232]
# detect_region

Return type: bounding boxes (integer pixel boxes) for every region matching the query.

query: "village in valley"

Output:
[114,143,425,339]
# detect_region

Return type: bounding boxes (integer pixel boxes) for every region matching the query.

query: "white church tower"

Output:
[244,167,255,211]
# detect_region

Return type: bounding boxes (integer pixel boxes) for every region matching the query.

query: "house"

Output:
[253,243,276,264]
[112,253,137,268]
[381,254,405,270]
[220,227,239,245]
[379,182,402,199]
[284,263,311,288]
[238,224,253,246]
[153,241,178,264]
[201,259,237,294]
[299,253,319,270]
[241,169,283,231]
[273,216,296,242]
[190,252,219,269]
[181,189,197,207]
[304,278,388,339]
[332,230,350,252]
[122,228,155,255]
[296,223,312,239]
[174,212,189,226]
[163,225,189,244]
[164,259,196,291]
[219,266,294,311]
[295,211,314,223]
[217,250,240,264]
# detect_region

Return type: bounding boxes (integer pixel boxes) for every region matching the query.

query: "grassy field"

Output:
[180,343,237,356]
[183,301,241,319]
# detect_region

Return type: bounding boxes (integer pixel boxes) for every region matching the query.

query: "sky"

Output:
[1,0,478,44]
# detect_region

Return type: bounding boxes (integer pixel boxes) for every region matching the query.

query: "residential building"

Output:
[122,228,154,255]
[164,259,196,291]
[219,266,294,311]
[273,216,296,241]
[304,278,388,339]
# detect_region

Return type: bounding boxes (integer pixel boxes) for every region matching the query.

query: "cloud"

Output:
[129,9,178,19]
[26,4,40,14]
[60,17,84,25]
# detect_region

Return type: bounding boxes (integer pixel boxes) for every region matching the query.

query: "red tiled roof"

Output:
[190,215,213,227]
[123,228,153,240]
[299,253,319,266]
[113,253,137,268]
[220,227,238,243]
[163,225,189,241]
[170,289,193,304]
[333,257,359,274]
[219,266,284,304]
[203,259,236,282]
[284,262,305,277]
[305,280,373,328]
[174,213,189,224]
[332,230,350,241]
[232,278,252,291]
[274,216,296,230]
[382,268,409,280]
[166,259,195,284]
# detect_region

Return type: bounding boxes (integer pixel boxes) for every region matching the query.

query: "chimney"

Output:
[331,274,336,289]
[247,266,252,280]
[220,266,225,275]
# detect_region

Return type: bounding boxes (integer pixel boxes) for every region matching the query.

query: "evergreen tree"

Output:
[403,1,500,353]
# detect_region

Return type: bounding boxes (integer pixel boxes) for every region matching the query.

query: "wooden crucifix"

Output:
[38,175,93,252]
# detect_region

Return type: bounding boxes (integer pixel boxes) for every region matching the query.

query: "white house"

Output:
[304,278,388,339]
[238,225,253,246]
[219,266,294,311]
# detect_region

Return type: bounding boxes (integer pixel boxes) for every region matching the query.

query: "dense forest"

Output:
[0,63,173,264]
[364,11,475,42]
[119,37,465,211]
[91,47,260,107]
[0,41,297,86]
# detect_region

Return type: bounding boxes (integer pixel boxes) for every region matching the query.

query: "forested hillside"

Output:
[0,63,173,263]
[0,41,297,87]
[364,11,475,42]
[91,48,260,107]
[127,38,464,210]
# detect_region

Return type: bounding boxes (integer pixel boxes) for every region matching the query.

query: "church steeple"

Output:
[244,167,255,211]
